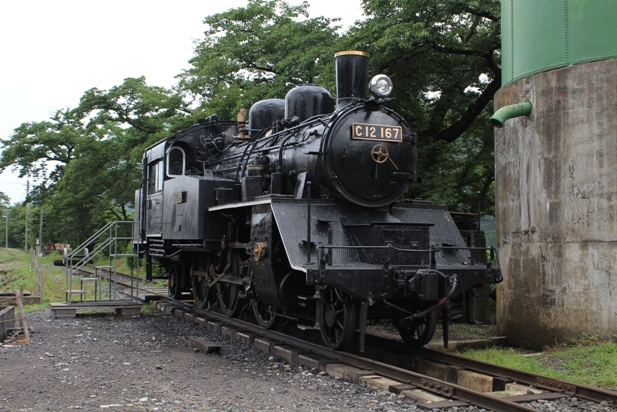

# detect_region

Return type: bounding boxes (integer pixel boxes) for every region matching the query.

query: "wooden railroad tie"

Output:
[189,336,221,354]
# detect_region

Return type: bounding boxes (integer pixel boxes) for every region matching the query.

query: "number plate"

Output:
[351,123,403,142]
[173,191,187,204]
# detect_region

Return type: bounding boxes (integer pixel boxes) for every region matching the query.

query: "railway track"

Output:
[84,268,617,411]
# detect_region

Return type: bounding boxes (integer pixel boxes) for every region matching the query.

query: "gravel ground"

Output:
[0,309,437,412]
[0,308,616,412]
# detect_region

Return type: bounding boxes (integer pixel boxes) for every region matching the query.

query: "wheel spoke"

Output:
[397,308,438,348]
[192,275,209,309]
[168,263,183,300]
[217,283,239,316]
[251,298,278,329]
[215,251,243,317]
[320,287,356,350]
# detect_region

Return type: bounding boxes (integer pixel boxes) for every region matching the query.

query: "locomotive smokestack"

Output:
[335,51,369,109]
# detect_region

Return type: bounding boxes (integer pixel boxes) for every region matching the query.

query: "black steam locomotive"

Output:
[135,51,501,351]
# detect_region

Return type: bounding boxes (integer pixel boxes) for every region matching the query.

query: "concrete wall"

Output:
[494,59,617,348]
[0,306,15,342]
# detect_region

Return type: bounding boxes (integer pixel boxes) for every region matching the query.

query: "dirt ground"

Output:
[0,309,428,412]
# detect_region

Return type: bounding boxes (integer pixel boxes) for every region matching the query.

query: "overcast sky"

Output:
[0,0,364,204]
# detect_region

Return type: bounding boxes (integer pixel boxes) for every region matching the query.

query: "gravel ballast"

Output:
[1,309,616,412]
[0,309,429,411]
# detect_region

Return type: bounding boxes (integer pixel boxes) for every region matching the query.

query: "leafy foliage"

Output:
[0,109,81,187]
[75,77,191,142]
[410,110,496,214]
[349,0,501,140]
[179,0,341,119]
[0,77,187,245]
[0,0,503,247]
[346,0,501,210]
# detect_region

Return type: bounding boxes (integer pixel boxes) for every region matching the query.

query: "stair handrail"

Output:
[67,221,116,260]
[66,236,115,276]
[64,220,141,303]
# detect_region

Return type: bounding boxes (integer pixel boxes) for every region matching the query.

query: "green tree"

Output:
[0,77,188,246]
[0,109,81,188]
[0,192,9,208]
[4,203,28,250]
[179,0,342,119]
[0,0,503,249]
[414,111,495,214]
[181,0,500,214]
[47,78,189,245]
[75,76,190,147]
[0,193,9,248]
[345,0,500,213]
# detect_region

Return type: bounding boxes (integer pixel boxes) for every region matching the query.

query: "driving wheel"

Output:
[167,263,183,300]
[320,287,356,350]
[191,275,209,309]
[216,252,242,317]
[191,254,214,309]
[251,298,279,329]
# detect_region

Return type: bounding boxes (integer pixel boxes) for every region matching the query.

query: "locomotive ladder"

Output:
[62,221,141,307]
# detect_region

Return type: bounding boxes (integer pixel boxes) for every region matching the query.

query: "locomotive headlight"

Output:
[369,74,393,97]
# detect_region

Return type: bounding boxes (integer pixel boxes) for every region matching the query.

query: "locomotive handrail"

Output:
[206,115,328,177]
[314,243,492,252]
[312,242,498,254]
[317,244,432,251]
[313,243,499,268]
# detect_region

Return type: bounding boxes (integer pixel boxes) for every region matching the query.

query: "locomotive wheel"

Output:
[191,275,209,309]
[251,298,279,329]
[320,287,356,350]
[216,252,242,317]
[167,263,183,300]
[191,254,214,309]
[217,282,240,316]
[396,309,438,347]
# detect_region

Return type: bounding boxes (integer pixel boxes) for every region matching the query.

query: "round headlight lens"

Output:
[369,74,393,97]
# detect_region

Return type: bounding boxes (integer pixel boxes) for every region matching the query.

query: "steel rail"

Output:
[364,333,617,407]
[81,268,617,411]
[179,303,537,412]
[414,347,617,405]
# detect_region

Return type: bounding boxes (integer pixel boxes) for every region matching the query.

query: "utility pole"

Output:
[24,180,29,252]
[38,205,44,255]
[4,212,7,248]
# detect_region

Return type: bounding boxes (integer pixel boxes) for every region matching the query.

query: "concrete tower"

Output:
[494,0,617,348]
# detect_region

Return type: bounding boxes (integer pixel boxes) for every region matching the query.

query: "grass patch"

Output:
[458,340,617,389]
[0,248,69,311]
[433,322,497,341]
[0,248,164,312]
[141,301,159,315]
[0,248,31,284]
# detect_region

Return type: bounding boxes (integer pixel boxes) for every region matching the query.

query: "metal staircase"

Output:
[64,221,141,304]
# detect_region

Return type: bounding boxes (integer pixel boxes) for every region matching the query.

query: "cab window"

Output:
[148,160,164,194]
[167,147,185,177]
